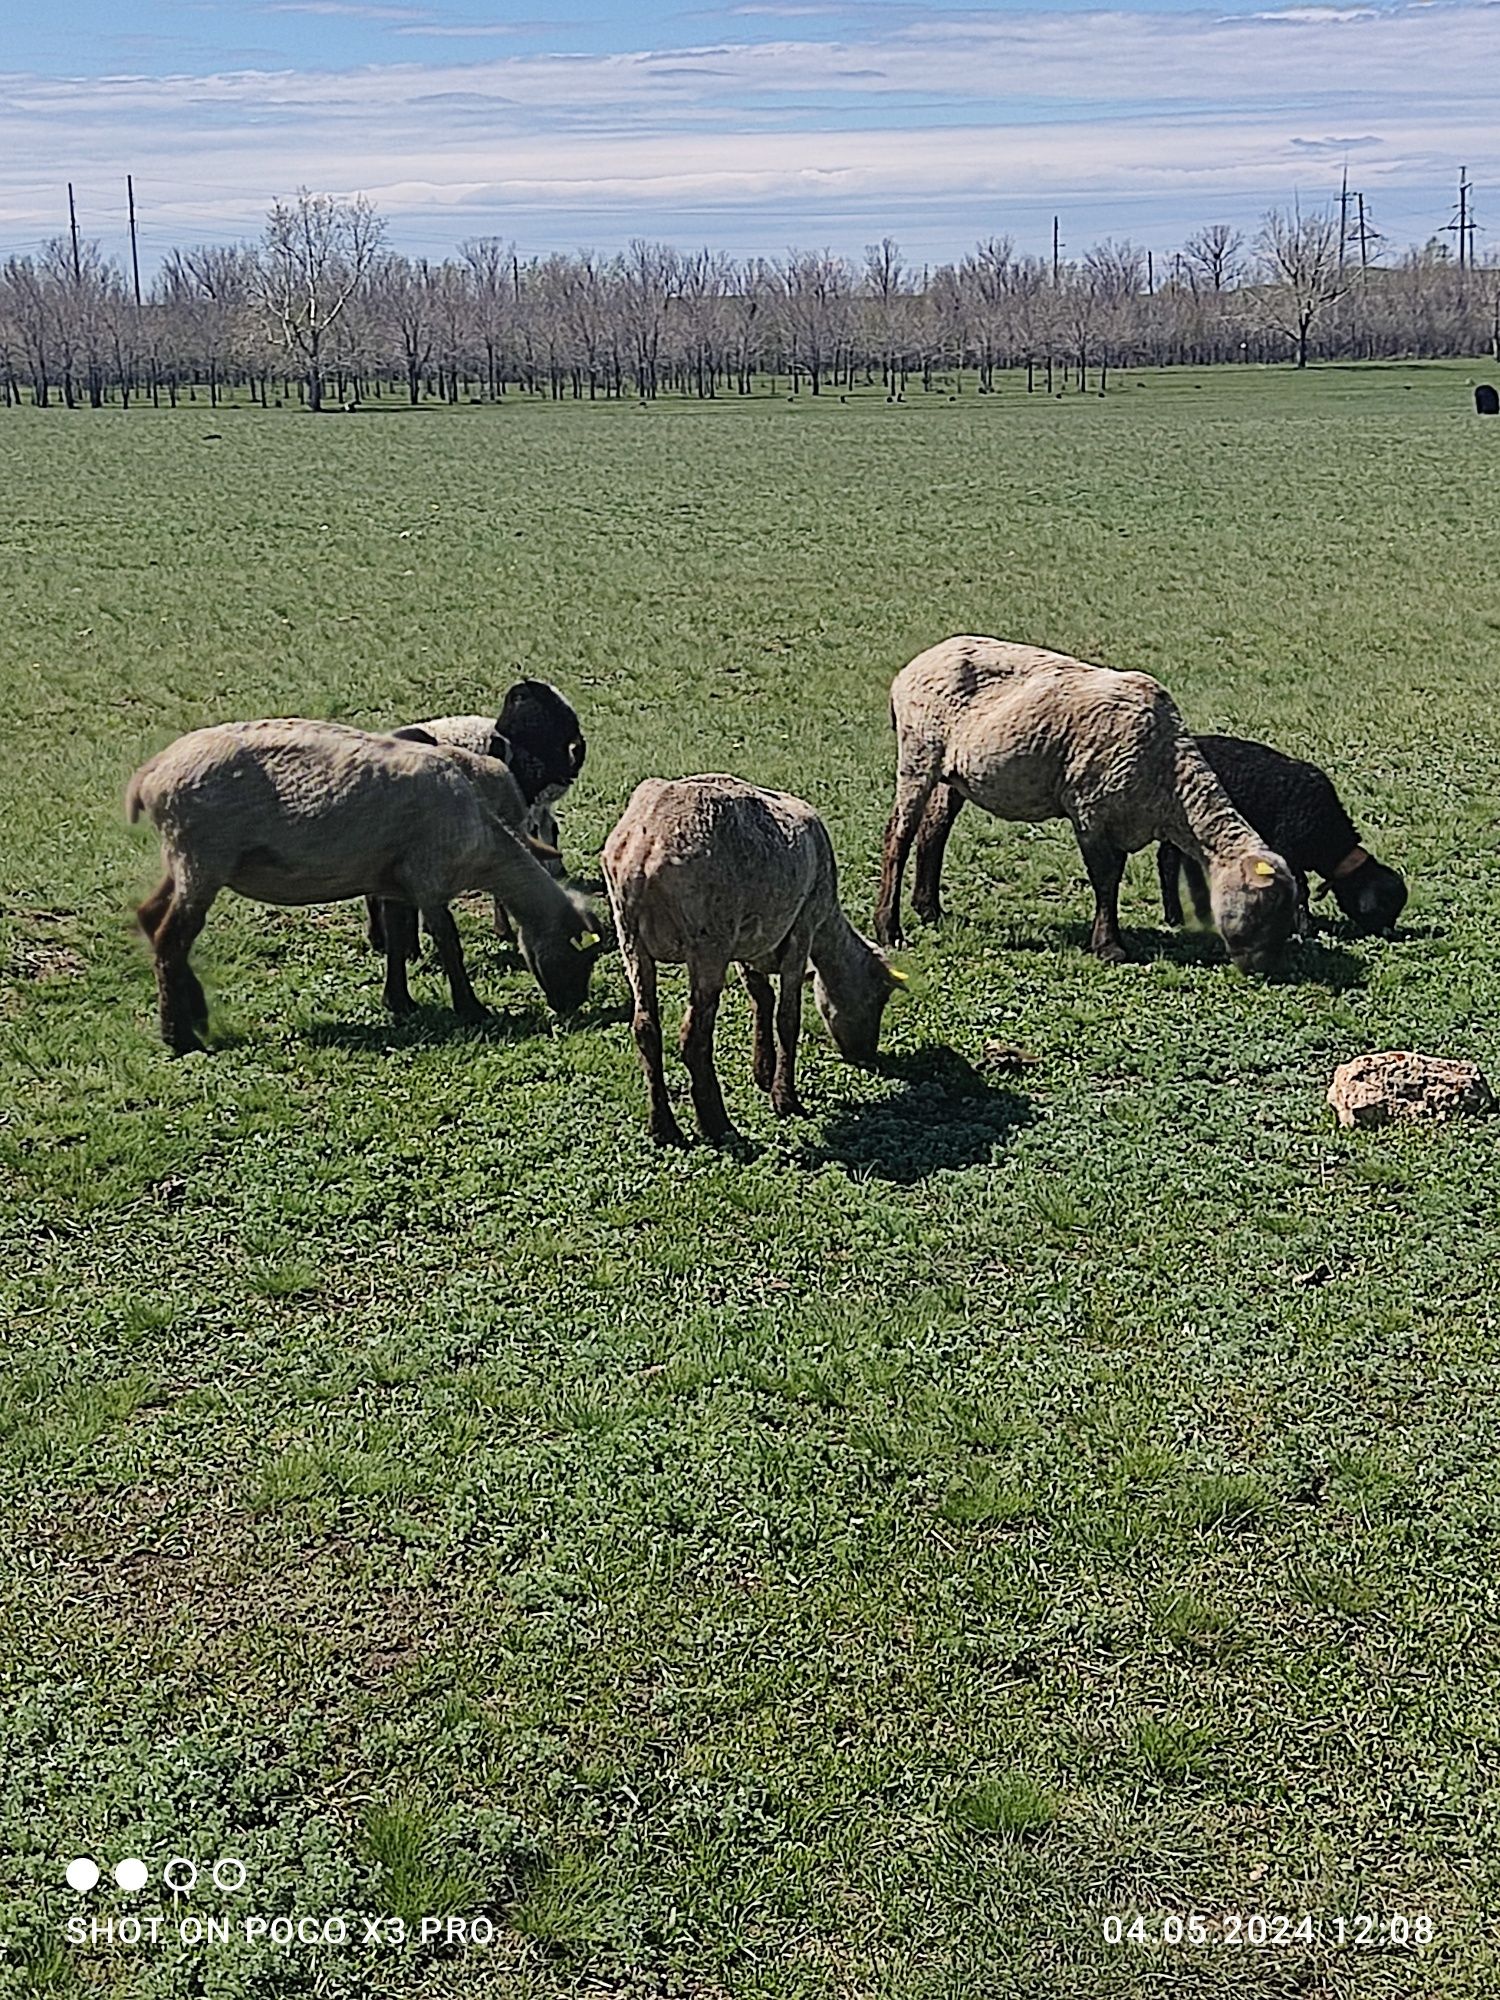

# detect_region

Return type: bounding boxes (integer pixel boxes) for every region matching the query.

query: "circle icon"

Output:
[114,1858,149,1893]
[163,1858,198,1895]
[212,1859,247,1894]
[65,1859,99,1893]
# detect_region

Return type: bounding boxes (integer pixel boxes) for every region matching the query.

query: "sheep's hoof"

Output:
[1091,940,1130,966]
[771,1093,809,1120]
[706,1124,746,1150]
[164,1027,204,1056]
[454,1001,491,1025]
[383,993,416,1019]
[649,1115,689,1148]
[911,900,943,926]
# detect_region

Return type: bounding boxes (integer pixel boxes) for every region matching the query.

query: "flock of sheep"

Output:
[126,637,1407,1144]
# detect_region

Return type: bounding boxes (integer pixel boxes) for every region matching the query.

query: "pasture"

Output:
[2,362,1499,1998]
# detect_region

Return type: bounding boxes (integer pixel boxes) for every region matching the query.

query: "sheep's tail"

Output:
[124,756,156,824]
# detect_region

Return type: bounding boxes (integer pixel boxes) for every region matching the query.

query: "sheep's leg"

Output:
[138,875,173,942]
[492,897,516,945]
[741,967,777,1092]
[381,904,418,1016]
[911,784,964,924]
[770,944,810,1119]
[875,756,938,948]
[681,965,735,1144]
[1156,844,1185,927]
[1182,856,1213,926]
[623,944,685,1147]
[1079,835,1129,963]
[152,890,212,1053]
[139,874,208,1028]
[365,896,386,954]
[1293,871,1312,939]
[424,905,488,1022]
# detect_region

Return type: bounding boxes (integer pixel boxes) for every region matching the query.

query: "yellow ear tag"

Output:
[889,966,910,986]
[1254,861,1276,878]
[573,930,600,951]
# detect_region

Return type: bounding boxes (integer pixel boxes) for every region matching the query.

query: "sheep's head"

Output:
[496,680,587,804]
[813,937,902,1066]
[1209,850,1296,974]
[1330,853,1407,935]
[519,894,603,1014]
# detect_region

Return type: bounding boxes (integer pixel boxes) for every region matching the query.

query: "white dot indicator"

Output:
[114,1858,149,1893]
[65,1859,100,1893]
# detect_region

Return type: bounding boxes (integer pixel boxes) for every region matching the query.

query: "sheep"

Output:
[603,775,903,1146]
[875,636,1296,973]
[368,681,586,953]
[126,719,600,1053]
[1157,735,1407,939]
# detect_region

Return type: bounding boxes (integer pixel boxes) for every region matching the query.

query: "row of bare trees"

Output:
[4,191,1499,410]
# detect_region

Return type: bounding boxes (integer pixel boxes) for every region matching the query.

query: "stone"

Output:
[1327,1051,1494,1129]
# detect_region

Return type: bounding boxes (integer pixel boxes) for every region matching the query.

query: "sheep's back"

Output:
[604,775,827,965]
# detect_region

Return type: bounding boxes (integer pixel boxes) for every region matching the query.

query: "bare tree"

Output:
[1253,206,1349,368]
[255,190,385,411]
[1183,223,1245,295]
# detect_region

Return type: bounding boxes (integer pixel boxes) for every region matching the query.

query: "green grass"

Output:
[2,360,1499,1997]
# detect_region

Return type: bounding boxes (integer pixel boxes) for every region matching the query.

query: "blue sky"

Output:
[2,0,1491,271]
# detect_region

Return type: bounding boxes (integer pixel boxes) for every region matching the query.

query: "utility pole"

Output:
[1356,192,1372,272]
[1146,249,1154,295]
[1052,215,1060,287]
[67,182,82,285]
[1339,164,1350,270]
[1458,166,1471,272]
[127,174,142,310]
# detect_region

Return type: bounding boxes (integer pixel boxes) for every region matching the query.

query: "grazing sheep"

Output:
[368,684,585,954]
[875,636,1296,972]
[1157,735,1407,939]
[126,719,600,1053]
[603,775,903,1146]
[1475,384,1499,416]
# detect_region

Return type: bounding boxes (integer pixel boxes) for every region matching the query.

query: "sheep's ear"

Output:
[393,725,438,746]
[489,726,512,762]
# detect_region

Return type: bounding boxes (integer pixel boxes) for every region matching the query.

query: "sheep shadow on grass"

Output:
[802,1046,1035,1184]
[1004,920,1368,990]
[300,1003,545,1053]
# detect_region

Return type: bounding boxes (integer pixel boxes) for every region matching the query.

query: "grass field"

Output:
[3,361,1499,1999]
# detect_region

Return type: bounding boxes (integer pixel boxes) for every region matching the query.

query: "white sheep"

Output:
[368,712,567,954]
[603,774,903,1146]
[126,719,599,1052]
[875,637,1296,971]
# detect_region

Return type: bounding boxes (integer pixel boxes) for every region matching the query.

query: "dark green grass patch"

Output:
[2,364,1499,1996]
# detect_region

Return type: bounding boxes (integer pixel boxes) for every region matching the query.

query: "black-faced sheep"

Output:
[1157,735,1407,939]
[369,681,586,953]
[875,636,1296,973]
[126,719,600,1052]
[603,774,903,1146]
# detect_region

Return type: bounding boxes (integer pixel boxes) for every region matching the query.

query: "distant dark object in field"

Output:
[1475,384,1499,415]
[1328,1051,1492,1128]
[1158,735,1407,940]
[877,636,1295,973]
[603,774,901,1147]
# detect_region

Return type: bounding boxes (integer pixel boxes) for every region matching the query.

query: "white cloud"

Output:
[0,0,1493,250]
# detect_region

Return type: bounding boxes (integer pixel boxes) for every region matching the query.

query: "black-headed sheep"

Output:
[1157,735,1407,939]
[875,636,1296,973]
[603,774,903,1146]
[370,681,586,951]
[126,719,599,1052]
